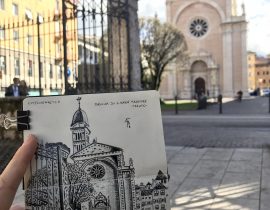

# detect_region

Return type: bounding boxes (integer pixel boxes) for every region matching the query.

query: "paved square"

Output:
[168,146,268,210]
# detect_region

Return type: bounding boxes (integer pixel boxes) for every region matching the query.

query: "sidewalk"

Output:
[167,146,270,210]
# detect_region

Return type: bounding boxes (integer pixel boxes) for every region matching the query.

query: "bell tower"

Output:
[70,97,91,154]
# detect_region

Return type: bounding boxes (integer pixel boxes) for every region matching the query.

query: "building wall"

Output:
[232,22,244,92]
[174,2,223,64]
[247,52,256,90]
[256,65,270,89]
[0,0,78,96]
[248,52,270,91]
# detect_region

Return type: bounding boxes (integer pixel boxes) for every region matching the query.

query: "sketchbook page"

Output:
[23,91,169,210]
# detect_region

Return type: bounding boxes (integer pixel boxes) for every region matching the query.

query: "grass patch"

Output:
[161,102,198,111]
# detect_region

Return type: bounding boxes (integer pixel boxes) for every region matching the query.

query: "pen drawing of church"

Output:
[25,97,168,210]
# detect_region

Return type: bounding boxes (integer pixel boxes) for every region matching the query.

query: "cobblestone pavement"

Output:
[163,115,270,148]
[163,97,270,148]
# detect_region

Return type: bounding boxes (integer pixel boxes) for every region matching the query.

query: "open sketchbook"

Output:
[23,91,169,210]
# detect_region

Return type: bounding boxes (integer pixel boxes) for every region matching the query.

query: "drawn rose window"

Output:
[89,164,106,179]
[189,18,208,37]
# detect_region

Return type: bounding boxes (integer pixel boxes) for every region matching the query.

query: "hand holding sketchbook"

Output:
[23,91,169,209]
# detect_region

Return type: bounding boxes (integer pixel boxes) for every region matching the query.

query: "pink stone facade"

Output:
[160,0,248,99]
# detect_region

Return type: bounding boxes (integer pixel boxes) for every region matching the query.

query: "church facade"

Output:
[160,0,248,99]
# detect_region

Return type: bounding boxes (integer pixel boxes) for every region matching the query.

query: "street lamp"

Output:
[173,69,179,115]
[62,0,69,94]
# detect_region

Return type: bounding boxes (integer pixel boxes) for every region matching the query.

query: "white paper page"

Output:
[23,91,168,210]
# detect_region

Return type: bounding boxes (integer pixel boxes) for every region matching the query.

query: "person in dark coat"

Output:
[237,90,243,102]
[65,83,77,95]
[5,77,20,97]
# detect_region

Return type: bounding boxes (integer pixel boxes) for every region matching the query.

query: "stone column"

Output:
[226,0,232,17]
[108,0,141,91]
[222,24,234,97]
[128,0,141,91]
[108,0,129,91]
[173,69,179,97]
[210,69,219,97]
[166,0,173,23]
[183,70,192,99]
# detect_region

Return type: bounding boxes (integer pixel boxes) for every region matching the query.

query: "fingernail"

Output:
[23,134,37,146]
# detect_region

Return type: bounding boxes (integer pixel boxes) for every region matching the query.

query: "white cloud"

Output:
[243,0,270,55]
[138,0,270,55]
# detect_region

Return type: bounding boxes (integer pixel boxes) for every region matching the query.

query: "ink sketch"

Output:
[23,91,168,210]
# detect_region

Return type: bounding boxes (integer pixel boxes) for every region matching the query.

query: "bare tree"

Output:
[139,17,187,90]
[67,163,94,209]
[26,164,94,209]
[25,168,49,207]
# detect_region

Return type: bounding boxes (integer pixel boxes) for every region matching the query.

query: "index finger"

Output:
[0,135,37,209]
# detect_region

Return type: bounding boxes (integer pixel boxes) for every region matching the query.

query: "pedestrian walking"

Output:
[237,90,243,102]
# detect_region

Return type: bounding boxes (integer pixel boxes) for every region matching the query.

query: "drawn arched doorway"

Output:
[195,77,206,96]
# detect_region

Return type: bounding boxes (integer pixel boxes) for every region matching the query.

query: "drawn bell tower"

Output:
[70,97,91,154]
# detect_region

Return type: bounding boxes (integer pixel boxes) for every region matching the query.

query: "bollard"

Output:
[218,94,223,114]
[175,96,178,115]
[269,92,270,113]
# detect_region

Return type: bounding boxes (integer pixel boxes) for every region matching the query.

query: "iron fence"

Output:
[0,0,132,97]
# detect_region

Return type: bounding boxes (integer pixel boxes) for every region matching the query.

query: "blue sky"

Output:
[138,0,270,56]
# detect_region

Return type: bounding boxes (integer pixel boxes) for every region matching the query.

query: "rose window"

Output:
[89,164,105,179]
[190,19,208,37]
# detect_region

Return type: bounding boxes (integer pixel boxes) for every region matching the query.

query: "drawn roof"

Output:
[71,108,89,126]
[71,97,89,126]
[156,170,167,180]
[153,182,167,190]
[71,139,123,158]
[135,185,141,190]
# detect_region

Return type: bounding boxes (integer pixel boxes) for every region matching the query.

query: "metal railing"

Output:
[0,0,132,97]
